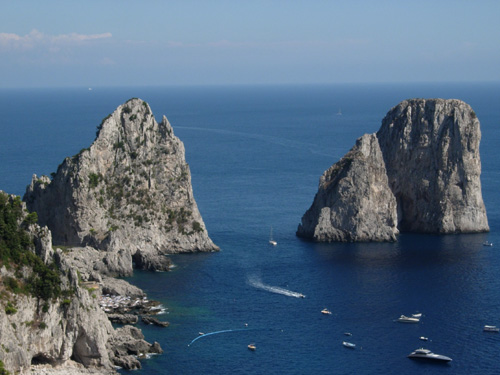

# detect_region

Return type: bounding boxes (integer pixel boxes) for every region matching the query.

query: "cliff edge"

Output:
[24,98,218,275]
[297,99,489,242]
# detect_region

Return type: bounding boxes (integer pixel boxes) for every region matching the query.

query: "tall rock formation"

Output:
[297,99,489,242]
[24,98,218,275]
[297,134,399,242]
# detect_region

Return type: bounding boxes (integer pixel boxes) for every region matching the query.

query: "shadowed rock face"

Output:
[297,99,489,242]
[24,98,218,274]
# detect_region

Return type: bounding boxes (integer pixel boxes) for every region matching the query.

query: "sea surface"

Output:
[1,83,499,374]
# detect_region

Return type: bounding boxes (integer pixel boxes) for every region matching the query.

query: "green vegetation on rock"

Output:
[0,192,61,300]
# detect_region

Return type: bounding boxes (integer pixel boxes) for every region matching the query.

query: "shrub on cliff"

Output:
[0,192,61,300]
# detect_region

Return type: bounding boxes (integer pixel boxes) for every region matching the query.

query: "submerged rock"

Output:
[298,99,489,242]
[24,98,219,275]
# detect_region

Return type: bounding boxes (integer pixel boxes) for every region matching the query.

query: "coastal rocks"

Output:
[107,314,139,325]
[298,99,489,242]
[24,98,219,275]
[107,326,163,370]
[0,193,162,374]
[141,316,170,327]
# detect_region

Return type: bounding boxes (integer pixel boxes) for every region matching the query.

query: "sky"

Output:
[0,0,499,88]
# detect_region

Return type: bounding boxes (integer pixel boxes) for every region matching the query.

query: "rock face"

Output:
[297,134,399,242]
[24,98,218,275]
[0,193,162,374]
[297,99,489,242]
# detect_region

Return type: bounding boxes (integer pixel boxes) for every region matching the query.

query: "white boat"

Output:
[408,348,452,362]
[344,332,352,336]
[321,308,332,315]
[342,341,355,349]
[483,241,493,247]
[483,325,500,332]
[269,226,277,246]
[248,343,256,351]
[412,313,422,318]
[419,336,428,341]
[397,315,420,323]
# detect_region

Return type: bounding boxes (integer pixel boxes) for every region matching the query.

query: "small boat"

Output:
[298,293,306,298]
[412,313,422,318]
[198,332,204,336]
[342,341,356,349]
[397,315,420,323]
[321,308,332,315]
[419,336,428,341]
[344,332,352,336]
[483,241,493,247]
[408,348,452,362]
[483,325,500,332]
[248,344,256,351]
[269,226,277,246]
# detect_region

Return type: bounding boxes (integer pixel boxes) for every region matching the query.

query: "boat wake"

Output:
[188,328,249,346]
[247,275,305,298]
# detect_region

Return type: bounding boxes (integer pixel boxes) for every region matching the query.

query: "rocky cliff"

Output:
[24,98,218,275]
[0,192,160,375]
[297,99,489,242]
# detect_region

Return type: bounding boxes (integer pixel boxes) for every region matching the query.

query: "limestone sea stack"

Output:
[297,99,489,242]
[24,98,219,274]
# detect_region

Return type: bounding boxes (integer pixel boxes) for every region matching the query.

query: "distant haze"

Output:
[1,0,499,88]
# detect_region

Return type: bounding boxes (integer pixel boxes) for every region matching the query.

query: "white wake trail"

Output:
[247,275,305,298]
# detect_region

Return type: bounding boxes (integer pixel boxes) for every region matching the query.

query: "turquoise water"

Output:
[1,83,499,374]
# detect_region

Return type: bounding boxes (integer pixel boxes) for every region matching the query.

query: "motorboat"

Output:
[248,344,256,351]
[342,341,355,349]
[269,226,277,246]
[321,308,332,315]
[483,241,493,247]
[344,332,352,336]
[408,348,452,362]
[419,336,429,341]
[483,325,500,332]
[412,313,422,318]
[397,315,420,323]
[298,293,306,298]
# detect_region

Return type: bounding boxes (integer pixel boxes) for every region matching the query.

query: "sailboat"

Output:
[269,227,277,246]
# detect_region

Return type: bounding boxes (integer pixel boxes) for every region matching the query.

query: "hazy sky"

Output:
[1,0,499,87]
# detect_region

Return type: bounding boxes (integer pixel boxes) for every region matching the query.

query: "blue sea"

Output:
[1,83,499,374]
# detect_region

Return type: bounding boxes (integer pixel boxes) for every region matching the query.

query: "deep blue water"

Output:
[0,83,499,374]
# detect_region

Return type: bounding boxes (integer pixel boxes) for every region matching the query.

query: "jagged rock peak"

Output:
[24,98,219,275]
[297,98,489,242]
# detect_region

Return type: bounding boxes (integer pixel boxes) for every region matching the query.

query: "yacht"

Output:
[408,348,452,362]
[483,241,493,247]
[248,344,256,351]
[419,336,429,341]
[321,308,332,315]
[412,313,422,318]
[397,315,420,323]
[342,341,356,349]
[483,325,499,332]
